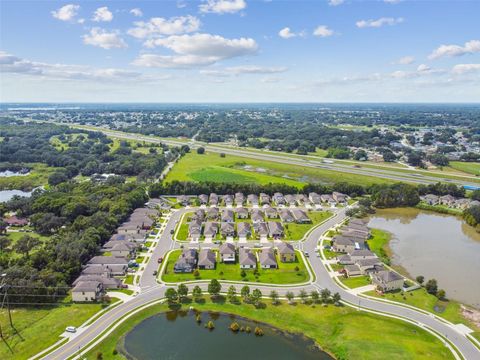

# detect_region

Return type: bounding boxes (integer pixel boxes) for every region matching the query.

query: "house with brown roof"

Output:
[3,215,29,227]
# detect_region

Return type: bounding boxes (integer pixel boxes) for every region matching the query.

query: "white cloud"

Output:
[416,64,431,73]
[92,6,113,22]
[130,8,143,17]
[199,0,246,14]
[390,64,445,79]
[428,40,480,60]
[356,17,404,28]
[133,33,257,68]
[394,56,415,65]
[128,16,201,39]
[279,27,303,39]
[0,51,164,82]
[328,0,344,6]
[51,4,80,22]
[82,28,127,49]
[452,64,480,74]
[313,25,334,38]
[200,65,287,77]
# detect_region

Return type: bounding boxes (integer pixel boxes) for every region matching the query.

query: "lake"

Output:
[121,311,332,360]
[0,189,33,202]
[368,208,480,308]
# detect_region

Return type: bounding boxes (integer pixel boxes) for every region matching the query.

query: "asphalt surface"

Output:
[42,207,480,360]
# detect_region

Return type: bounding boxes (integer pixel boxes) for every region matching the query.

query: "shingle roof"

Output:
[277,241,295,254]
[259,248,277,266]
[198,249,216,267]
[239,248,256,266]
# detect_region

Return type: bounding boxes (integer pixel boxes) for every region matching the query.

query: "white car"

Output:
[65,326,77,333]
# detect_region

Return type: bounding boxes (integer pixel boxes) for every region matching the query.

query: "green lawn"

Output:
[85,298,454,360]
[165,152,392,187]
[124,275,134,285]
[0,302,109,359]
[449,161,480,176]
[144,241,153,248]
[284,211,333,240]
[339,275,371,289]
[5,231,51,259]
[0,163,57,191]
[367,228,392,264]
[162,250,309,284]
[365,288,480,335]
[322,248,338,260]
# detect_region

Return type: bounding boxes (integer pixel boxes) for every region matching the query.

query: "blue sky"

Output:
[1,0,479,102]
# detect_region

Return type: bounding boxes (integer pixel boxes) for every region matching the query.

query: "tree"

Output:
[416,275,425,285]
[241,285,250,301]
[192,285,203,301]
[332,292,341,305]
[286,291,295,304]
[0,235,12,252]
[310,290,320,304]
[227,285,237,303]
[251,289,262,306]
[220,153,226,158]
[320,288,331,304]
[208,279,221,298]
[165,288,178,303]
[437,289,446,300]
[425,279,438,295]
[197,147,205,155]
[13,235,40,258]
[269,290,279,305]
[299,289,308,304]
[353,149,368,161]
[177,283,188,301]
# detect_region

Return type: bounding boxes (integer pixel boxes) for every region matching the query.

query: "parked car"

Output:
[304,251,309,257]
[153,270,158,276]
[157,257,163,264]
[170,229,175,235]
[121,284,129,289]
[65,326,77,333]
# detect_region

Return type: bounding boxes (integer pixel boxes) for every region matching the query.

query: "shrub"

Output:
[254,327,264,336]
[230,322,240,332]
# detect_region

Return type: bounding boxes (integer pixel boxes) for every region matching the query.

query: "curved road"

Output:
[43,207,480,360]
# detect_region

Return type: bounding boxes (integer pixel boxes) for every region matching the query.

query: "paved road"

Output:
[43,207,480,360]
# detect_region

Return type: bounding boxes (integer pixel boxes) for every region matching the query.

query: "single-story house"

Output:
[188,219,203,239]
[332,192,347,204]
[265,206,278,219]
[239,248,257,269]
[332,236,356,253]
[206,207,219,220]
[247,194,259,206]
[219,243,236,263]
[223,195,234,206]
[291,209,310,223]
[268,221,284,239]
[321,194,334,204]
[285,194,297,206]
[308,192,322,205]
[277,241,295,262]
[221,209,235,223]
[192,209,205,222]
[236,207,249,219]
[260,193,271,205]
[209,193,219,206]
[350,249,377,261]
[204,222,218,238]
[237,222,252,238]
[423,194,439,205]
[349,218,367,226]
[355,258,383,274]
[371,270,404,292]
[198,194,209,205]
[273,192,285,205]
[174,249,198,273]
[259,248,277,269]
[235,192,245,205]
[72,281,104,302]
[110,242,136,258]
[344,264,362,277]
[439,194,456,207]
[296,194,309,205]
[198,249,216,270]
[337,254,354,265]
[82,264,127,277]
[251,209,265,223]
[3,215,29,227]
[253,222,269,238]
[178,195,190,206]
[220,222,235,237]
[279,209,294,223]
[454,198,471,210]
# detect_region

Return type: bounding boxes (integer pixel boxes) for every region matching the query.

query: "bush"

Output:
[254,327,264,336]
[230,322,240,332]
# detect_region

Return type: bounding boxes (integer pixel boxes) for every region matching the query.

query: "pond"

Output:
[121,311,332,360]
[0,189,33,202]
[368,208,480,308]
[0,170,30,177]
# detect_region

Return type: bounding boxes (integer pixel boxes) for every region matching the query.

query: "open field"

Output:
[339,275,372,289]
[85,297,454,360]
[0,163,56,191]
[367,228,392,264]
[161,249,309,284]
[0,302,110,360]
[449,161,480,176]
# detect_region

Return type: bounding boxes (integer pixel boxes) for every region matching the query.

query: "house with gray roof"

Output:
[204,222,218,238]
[454,198,471,210]
[260,193,271,205]
[265,206,278,219]
[192,209,205,222]
[235,192,245,205]
[308,192,322,205]
[291,209,310,223]
[239,248,257,269]
[253,222,269,238]
[219,243,236,263]
[296,194,309,205]
[439,194,456,206]
[371,270,404,292]
[88,256,128,266]
[321,194,336,206]
[82,264,126,277]
[206,207,219,220]
[198,249,216,270]
[337,254,353,265]
[198,194,209,205]
[237,222,252,238]
[236,207,249,219]
[174,249,197,273]
[277,241,295,262]
[178,195,190,206]
[279,209,294,223]
[344,264,362,277]
[110,242,136,258]
[209,193,219,206]
[72,281,104,302]
[247,194,259,205]
[350,249,377,261]
[188,219,203,240]
[251,209,264,223]
[221,209,235,223]
[221,222,235,237]
[332,236,357,253]
[268,221,284,239]
[223,194,234,206]
[259,248,277,269]
[273,192,285,205]
[423,194,439,205]
[332,192,347,204]
[355,258,383,274]
[285,194,297,206]
[73,275,122,289]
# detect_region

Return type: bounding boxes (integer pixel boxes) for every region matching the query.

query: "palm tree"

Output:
[310,290,320,304]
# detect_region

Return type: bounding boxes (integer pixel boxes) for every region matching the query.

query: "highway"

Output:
[42,206,480,360]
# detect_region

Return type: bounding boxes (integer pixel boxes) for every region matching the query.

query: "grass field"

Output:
[339,275,372,289]
[367,228,392,264]
[0,302,109,360]
[165,152,394,187]
[449,161,480,176]
[162,249,309,284]
[0,163,56,191]
[285,211,333,240]
[85,297,454,360]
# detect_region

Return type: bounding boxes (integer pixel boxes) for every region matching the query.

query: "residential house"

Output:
[223,194,234,207]
[221,209,235,223]
[350,249,377,261]
[235,192,245,205]
[471,200,480,208]
[277,241,295,262]
[296,194,309,205]
[239,248,257,269]
[264,206,278,219]
[291,209,310,223]
[320,194,334,204]
[206,207,219,220]
[82,264,126,277]
[220,222,235,237]
[259,248,277,269]
[72,281,104,302]
[332,192,347,204]
[3,215,28,227]
[188,219,203,240]
[247,194,259,206]
[423,194,439,206]
[344,264,362,277]
[454,198,471,210]
[174,249,198,273]
[198,194,209,205]
[279,209,294,223]
[285,194,297,206]
[253,222,269,238]
[88,256,129,266]
[332,236,357,253]
[268,221,284,239]
[73,275,122,290]
[439,194,456,207]
[342,223,370,238]
[337,254,354,265]
[272,192,286,206]
[371,270,404,292]
[237,222,252,238]
[178,195,190,206]
[198,249,216,270]
[349,218,366,226]
[192,209,205,222]
[204,222,218,239]
[260,193,271,205]
[219,243,236,263]
[236,207,249,219]
[308,192,322,205]
[209,193,219,206]
[251,209,265,223]
[110,242,136,258]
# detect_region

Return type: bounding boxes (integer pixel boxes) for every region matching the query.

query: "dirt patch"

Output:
[461,305,480,329]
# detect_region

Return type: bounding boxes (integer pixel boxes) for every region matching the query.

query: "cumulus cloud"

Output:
[428,40,480,60]
[328,0,344,6]
[394,56,415,65]
[356,17,404,28]
[128,16,200,39]
[130,8,143,17]
[390,64,444,79]
[133,33,257,68]
[452,63,480,74]
[51,4,80,22]
[82,28,128,49]
[0,51,164,82]
[92,6,113,22]
[313,25,334,38]
[199,0,246,14]
[278,27,305,39]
